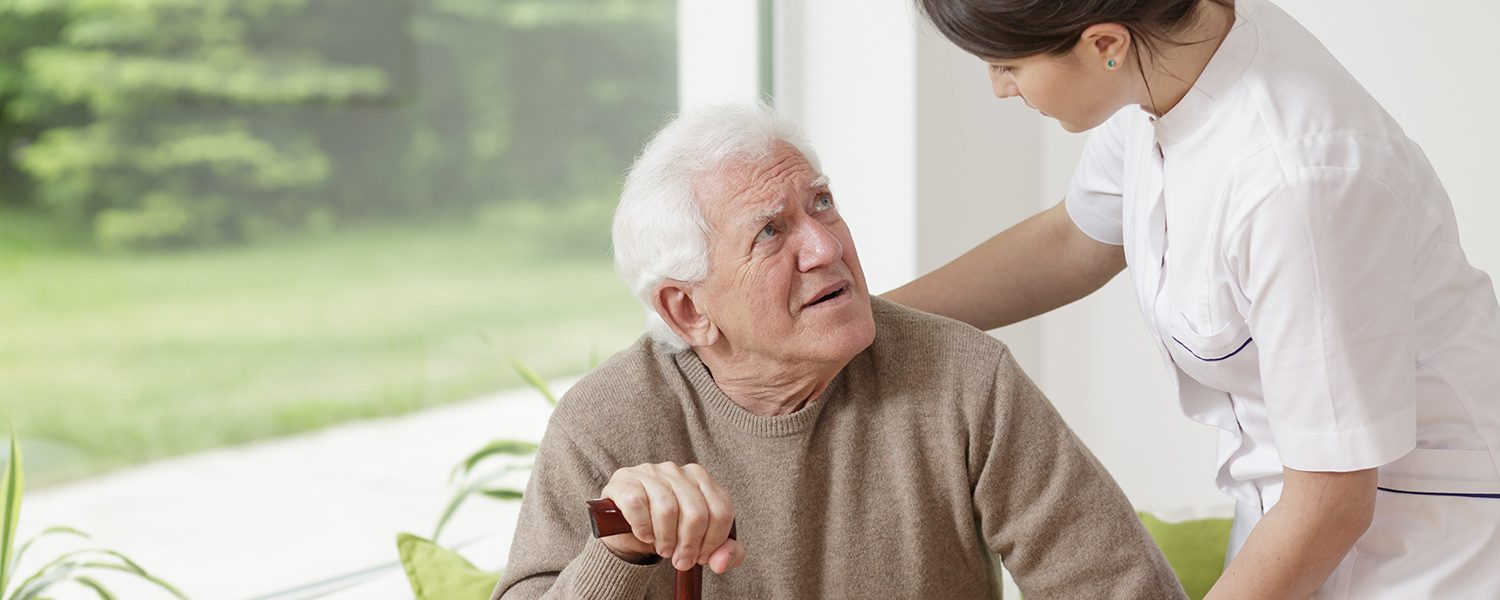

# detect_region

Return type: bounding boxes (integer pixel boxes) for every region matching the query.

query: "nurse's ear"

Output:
[1077,23,1133,71]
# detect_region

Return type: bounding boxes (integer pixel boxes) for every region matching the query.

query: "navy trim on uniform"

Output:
[1377,486,1500,499]
[1172,336,1254,362]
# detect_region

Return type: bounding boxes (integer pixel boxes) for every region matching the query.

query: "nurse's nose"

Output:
[989,72,1019,99]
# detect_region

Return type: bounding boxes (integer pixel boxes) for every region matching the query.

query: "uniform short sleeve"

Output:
[1228,166,1417,472]
[1064,109,1132,246]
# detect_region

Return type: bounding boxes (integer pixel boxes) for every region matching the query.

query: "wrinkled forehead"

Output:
[695,142,824,229]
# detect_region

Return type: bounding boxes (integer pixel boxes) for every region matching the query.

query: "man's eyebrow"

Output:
[748,204,785,225]
[743,174,828,228]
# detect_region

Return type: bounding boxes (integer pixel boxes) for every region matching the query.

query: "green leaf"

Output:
[11,527,90,581]
[432,470,521,542]
[395,533,500,600]
[71,562,188,600]
[477,488,524,501]
[449,440,538,482]
[13,550,187,600]
[11,561,80,600]
[63,549,143,575]
[508,359,556,405]
[431,492,467,544]
[1,425,25,598]
[69,575,116,600]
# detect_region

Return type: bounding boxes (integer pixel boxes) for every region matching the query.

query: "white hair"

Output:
[612,102,822,350]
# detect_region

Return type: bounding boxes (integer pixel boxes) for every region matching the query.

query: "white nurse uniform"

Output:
[1064,0,1500,595]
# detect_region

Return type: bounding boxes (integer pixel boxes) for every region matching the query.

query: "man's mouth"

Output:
[804,283,850,308]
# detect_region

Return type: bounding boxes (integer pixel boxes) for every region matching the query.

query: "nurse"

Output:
[887,0,1500,597]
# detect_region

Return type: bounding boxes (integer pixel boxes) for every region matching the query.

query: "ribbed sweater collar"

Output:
[672,349,845,438]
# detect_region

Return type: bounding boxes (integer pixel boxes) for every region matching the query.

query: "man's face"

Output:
[690,142,875,365]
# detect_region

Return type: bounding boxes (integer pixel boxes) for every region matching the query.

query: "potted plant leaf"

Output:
[1,426,190,599]
[397,357,563,599]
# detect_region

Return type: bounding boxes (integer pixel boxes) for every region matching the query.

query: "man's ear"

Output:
[653,281,719,347]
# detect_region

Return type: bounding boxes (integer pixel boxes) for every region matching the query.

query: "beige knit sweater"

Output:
[493,298,1185,599]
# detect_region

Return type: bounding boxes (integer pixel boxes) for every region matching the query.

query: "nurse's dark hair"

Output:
[915,0,1234,62]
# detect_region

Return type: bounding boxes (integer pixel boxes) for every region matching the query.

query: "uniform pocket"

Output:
[1170,311,1253,362]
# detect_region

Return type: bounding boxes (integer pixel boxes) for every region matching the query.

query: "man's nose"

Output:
[796,220,842,272]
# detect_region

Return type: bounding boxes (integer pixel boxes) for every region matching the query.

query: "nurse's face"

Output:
[981,25,1137,132]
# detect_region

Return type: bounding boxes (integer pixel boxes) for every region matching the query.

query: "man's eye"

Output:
[815,193,834,211]
[755,223,777,243]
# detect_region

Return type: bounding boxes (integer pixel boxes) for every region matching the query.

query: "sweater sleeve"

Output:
[972,348,1187,600]
[492,418,665,600]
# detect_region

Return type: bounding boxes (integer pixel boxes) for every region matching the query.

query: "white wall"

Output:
[677,0,761,108]
[772,0,920,296]
[773,0,1500,517]
[1273,0,1500,268]
[913,19,1048,370]
[773,0,1220,513]
[773,0,1047,364]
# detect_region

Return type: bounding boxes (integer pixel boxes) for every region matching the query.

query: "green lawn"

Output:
[0,208,645,486]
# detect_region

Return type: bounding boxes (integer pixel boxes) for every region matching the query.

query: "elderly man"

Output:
[493,104,1185,599]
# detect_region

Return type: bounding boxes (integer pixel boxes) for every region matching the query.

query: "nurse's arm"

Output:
[1204,466,1377,600]
[882,200,1125,331]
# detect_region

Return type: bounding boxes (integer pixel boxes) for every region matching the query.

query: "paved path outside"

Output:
[17,380,571,600]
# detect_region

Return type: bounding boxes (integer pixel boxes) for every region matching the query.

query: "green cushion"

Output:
[1137,512,1233,600]
[397,533,503,600]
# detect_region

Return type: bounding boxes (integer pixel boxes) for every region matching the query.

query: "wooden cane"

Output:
[586,498,737,600]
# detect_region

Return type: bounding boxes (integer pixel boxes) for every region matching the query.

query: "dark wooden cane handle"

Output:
[585,498,634,538]
[586,498,737,600]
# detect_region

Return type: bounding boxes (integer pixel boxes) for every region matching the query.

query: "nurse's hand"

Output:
[598,462,746,574]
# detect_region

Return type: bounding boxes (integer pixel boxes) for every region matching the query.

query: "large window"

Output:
[0,0,685,596]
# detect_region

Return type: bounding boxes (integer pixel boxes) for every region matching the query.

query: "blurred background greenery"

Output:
[0,0,676,485]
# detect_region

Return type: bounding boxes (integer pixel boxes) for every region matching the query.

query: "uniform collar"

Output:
[1150,0,1261,147]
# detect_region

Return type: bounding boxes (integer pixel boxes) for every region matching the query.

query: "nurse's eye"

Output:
[814,193,834,211]
[755,223,777,243]
[988,64,1012,74]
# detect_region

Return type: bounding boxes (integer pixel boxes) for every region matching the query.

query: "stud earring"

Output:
[1107,59,1117,69]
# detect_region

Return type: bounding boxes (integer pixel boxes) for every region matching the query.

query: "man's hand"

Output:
[599,462,746,574]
